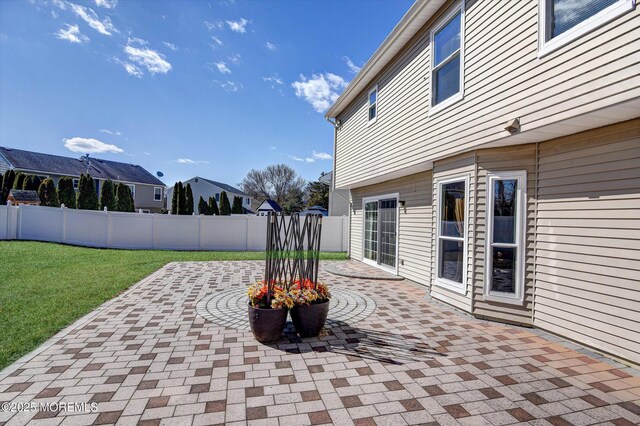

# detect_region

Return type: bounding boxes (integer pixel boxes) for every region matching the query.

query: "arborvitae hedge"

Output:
[171,182,179,214]
[100,179,116,211]
[27,175,41,191]
[13,172,25,190]
[219,191,231,215]
[185,183,194,215]
[208,197,219,215]
[177,182,186,215]
[57,177,77,209]
[197,196,209,215]
[115,183,134,212]
[231,196,244,214]
[38,178,60,207]
[1,170,16,203]
[77,174,99,210]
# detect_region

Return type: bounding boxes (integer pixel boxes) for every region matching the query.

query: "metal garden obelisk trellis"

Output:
[264,212,323,305]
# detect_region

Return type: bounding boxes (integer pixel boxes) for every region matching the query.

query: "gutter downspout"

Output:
[324,117,350,258]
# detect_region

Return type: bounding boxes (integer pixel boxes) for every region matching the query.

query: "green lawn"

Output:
[0,241,347,370]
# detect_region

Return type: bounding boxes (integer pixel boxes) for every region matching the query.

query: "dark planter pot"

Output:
[247,305,288,343]
[290,300,330,337]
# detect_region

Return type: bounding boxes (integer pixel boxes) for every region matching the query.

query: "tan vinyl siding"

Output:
[473,145,536,325]
[431,152,474,313]
[534,118,640,364]
[350,171,433,285]
[334,0,640,189]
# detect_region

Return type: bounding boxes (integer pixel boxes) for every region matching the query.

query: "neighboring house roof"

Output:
[0,147,165,186]
[325,0,447,119]
[243,207,255,215]
[319,171,332,184]
[8,189,40,203]
[198,177,249,196]
[301,206,328,216]
[257,199,283,212]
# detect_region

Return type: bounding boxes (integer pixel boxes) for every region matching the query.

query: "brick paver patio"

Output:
[0,261,639,425]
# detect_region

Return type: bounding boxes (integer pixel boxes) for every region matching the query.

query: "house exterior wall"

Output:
[334,0,640,189]
[346,119,640,363]
[350,171,433,285]
[328,173,350,217]
[533,119,640,363]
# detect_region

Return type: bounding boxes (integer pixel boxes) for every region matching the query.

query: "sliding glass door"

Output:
[363,195,398,270]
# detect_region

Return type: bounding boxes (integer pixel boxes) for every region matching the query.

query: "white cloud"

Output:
[211,36,223,47]
[51,0,67,10]
[162,41,178,51]
[143,152,151,156]
[226,18,248,33]
[116,59,143,78]
[94,0,117,8]
[289,151,332,163]
[68,2,118,36]
[312,151,332,160]
[176,158,209,164]
[55,24,89,43]
[63,137,124,154]
[263,75,283,85]
[228,53,241,64]
[213,61,231,74]
[98,129,121,136]
[214,80,243,92]
[270,146,276,150]
[266,41,276,50]
[204,20,224,30]
[123,38,172,76]
[343,56,361,74]
[292,72,347,113]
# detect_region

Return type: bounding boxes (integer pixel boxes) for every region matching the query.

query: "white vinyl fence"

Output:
[0,204,349,252]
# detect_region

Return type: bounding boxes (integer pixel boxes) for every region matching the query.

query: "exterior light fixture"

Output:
[505,118,521,134]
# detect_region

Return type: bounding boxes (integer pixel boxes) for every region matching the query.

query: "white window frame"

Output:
[154,187,162,201]
[429,1,465,116]
[538,0,635,57]
[434,175,469,294]
[127,184,136,200]
[72,179,79,190]
[361,193,399,274]
[367,85,378,125]
[484,171,527,304]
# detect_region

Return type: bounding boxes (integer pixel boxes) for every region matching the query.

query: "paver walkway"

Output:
[0,261,639,426]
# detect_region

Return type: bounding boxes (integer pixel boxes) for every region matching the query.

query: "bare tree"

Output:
[241,164,306,211]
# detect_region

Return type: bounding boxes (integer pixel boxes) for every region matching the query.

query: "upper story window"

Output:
[72,179,79,190]
[154,187,162,201]
[539,0,635,56]
[368,85,378,123]
[215,193,220,202]
[430,2,464,113]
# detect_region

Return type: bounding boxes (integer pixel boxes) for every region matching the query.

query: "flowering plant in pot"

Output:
[289,279,332,337]
[247,281,293,343]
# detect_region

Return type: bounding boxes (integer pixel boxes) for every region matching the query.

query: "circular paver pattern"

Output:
[196,287,377,331]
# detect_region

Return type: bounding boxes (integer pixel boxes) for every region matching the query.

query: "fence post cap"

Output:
[104,207,108,212]
[60,203,66,209]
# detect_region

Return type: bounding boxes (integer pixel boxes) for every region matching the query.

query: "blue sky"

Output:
[0,0,413,187]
